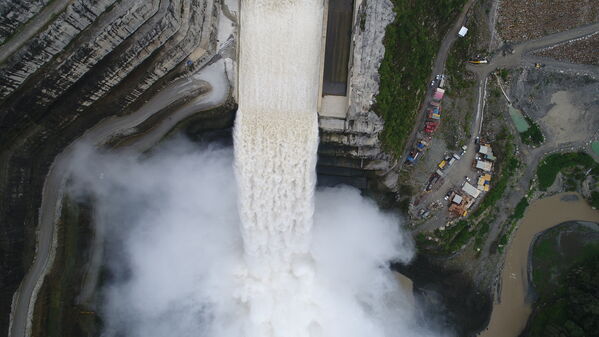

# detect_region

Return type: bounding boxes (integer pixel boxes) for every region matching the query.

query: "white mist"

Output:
[68,1,448,336]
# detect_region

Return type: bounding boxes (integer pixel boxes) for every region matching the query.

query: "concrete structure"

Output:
[318,0,355,120]
[452,194,463,204]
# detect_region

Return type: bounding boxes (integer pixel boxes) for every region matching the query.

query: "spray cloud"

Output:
[69,138,445,337]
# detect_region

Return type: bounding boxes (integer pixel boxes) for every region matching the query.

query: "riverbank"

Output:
[479,192,599,337]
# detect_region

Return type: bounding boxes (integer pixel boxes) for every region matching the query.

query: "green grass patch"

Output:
[497,68,509,82]
[536,152,598,190]
[375,0,468,156]
[519,116,544,146]
[445,17,479,93]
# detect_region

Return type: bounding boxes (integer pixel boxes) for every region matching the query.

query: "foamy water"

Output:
[233,1,324,336]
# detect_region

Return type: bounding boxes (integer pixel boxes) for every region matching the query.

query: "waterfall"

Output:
[233,0,324,336]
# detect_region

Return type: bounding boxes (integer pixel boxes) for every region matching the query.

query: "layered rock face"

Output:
[317,0,396,191]
[0,1,220,334]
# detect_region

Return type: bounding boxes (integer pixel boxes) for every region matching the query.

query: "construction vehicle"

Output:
[467,59,488,64]
[534,63,544,69]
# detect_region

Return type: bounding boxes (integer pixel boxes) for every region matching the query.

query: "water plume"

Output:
[67,0,449,336]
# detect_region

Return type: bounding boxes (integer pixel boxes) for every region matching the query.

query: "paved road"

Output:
[0,0,73,63]
[8,58,231,337]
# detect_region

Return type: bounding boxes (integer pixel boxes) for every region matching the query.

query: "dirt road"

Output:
[468,22,599,78]
[396,0,478,169]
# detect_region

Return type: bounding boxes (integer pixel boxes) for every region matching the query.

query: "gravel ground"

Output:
[497,0,599,42]
[510,69,599,120]
[533,32,599,66]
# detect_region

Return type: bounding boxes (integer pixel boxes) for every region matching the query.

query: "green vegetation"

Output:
[445,19,478,93]
[463,110,472,138]
[497,68,509,82]
[473,217,492,254]
[432,220,473,254]
[531,224,599,295]
[525,233,599,337]
[519,116,544,146]
[536,152,599,190]
[440,113,462,151]
[591,191,599,209]
[31,197,99,337]
[497,197,529,251]
[490,87,501,98]
[375,0,467,156]
[512,197,529,219]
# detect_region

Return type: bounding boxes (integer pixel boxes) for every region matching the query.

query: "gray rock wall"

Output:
[0,0,51,44]
[0,1,220,334]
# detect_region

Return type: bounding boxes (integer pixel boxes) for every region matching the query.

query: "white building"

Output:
[458,26,468,37]
[476,160,493,172]
[462,182,481,198]
[479,145,490,155]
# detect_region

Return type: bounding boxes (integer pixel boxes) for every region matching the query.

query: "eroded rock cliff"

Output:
[0,1,221,334]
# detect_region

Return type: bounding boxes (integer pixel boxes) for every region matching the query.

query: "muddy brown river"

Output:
[479,193,599,337]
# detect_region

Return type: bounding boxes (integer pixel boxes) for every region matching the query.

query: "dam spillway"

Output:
[234,0,324,335]
[322,0,354,96]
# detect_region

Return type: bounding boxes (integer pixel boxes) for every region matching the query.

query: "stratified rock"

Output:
[0,1,219,334]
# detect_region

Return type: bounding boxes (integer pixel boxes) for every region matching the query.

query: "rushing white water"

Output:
[233,1,323,336]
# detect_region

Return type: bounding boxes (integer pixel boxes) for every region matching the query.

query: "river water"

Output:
[480,193,599,337]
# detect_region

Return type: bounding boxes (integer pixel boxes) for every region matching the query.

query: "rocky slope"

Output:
[0,1,220,334]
